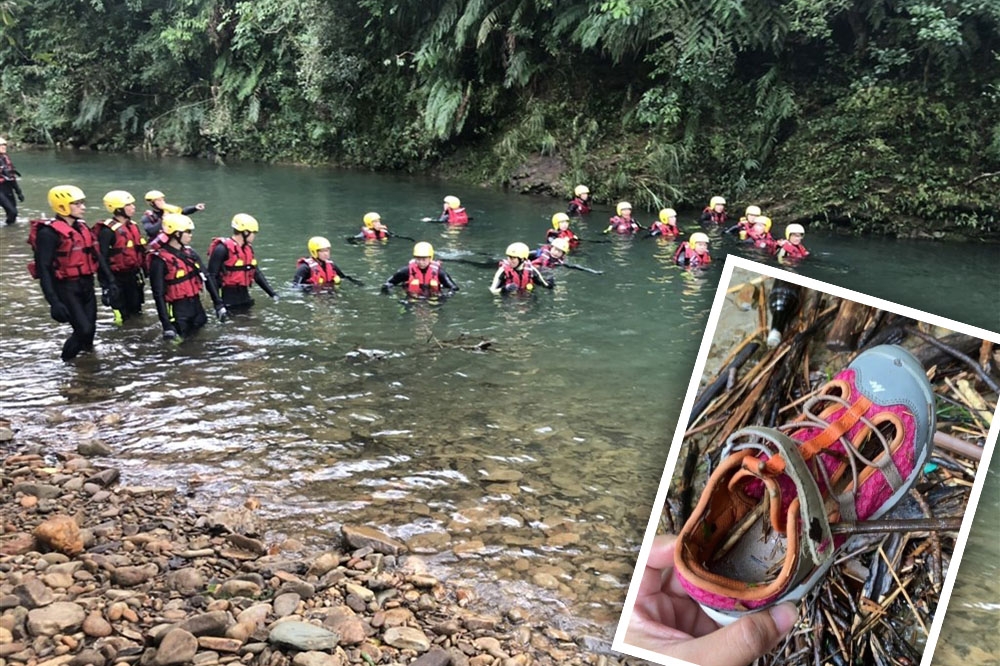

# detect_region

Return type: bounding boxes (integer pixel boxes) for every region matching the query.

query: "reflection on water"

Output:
[0,151,997,653]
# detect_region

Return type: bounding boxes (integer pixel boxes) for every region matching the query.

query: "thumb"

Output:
[671,603,797,666]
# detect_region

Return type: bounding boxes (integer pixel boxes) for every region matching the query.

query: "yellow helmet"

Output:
[162,213,194,236]
[231,213,259,233]
[745,205,761,217]
[144,190,166,203]
[709,196,726,207]
[0,137,7,146]
[413,241,434,258]
[505,242,530,260]
[550,237,570,254]
[443,195,461,209]
[103,190,135,213]
[659,208,677,223]
[690,232,710,245]
[363,212,381,228]
[308,236,331,258]
[755,215,772,231]
[616,201,632,216]
[48,185,86,216]
[551,212,570,229]
[785,223,805,239]
[574,185,589,197]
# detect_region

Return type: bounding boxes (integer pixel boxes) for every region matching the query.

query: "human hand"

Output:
[195,203,206,211]
[50,302,70,323]
[101,288,112,307]
[17,191,25,203]
[623,534,798,666]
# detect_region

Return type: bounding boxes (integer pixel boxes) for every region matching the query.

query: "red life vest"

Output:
[568,197,591,216]
[407,259,442,295]
[747,229,776,253]
[674,242,711,267]
[702,207,727,224]
[778,240,810,259]
[608,216,638,234]
[155,246,204,302]
[361,227,389,240]
[297,257,341,285]
[0,154,16,183]
[546,228,580,249]
[94,218,146,272]
[27,218,99,280]
[209,237,257,287]
[446,208,469,225]
[499,260,534,292]
[531,246,563,268]
[650,221,679,238]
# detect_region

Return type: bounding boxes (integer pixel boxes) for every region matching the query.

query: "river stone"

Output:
[178,610,233,636]
[82,611,112,637]
[85,468,120,487]
[27,601,86,636]
[292,651,342,666]
[321,608,365,646]
[236,603,272,628]
[218,578,261,598]
[197,636,243,652]
[68,648,107,666]
[269,621,339,651]
[341,525,406,556]
[273,592,301,617]
[112,563,158,587]
[0,532,35,556]
[166,567,205,595]
[410,648,451,666]
[205,508,263,536]
[154,628,199,665]
[307,552,340,577]
[383,626,430,652]
[13,482,63,499]
[77,440,112,457]
[33,515,83,556]
[344,583,374,602]
[14,577,54,608]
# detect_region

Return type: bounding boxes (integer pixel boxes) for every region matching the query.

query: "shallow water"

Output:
[0,151,996,656]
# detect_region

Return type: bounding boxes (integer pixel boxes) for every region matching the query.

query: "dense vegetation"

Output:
[2,0,998,236]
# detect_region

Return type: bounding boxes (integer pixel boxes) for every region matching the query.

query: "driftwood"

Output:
[826,300,873,351]
[688,342,760,427]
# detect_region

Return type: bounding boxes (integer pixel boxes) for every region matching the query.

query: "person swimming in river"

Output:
[530,237,570,268]
[743,216,776,254]
[776,224,810,262]
[427,196,469,225]
[293,236,351,291]
[141,189,205,239]
[352,212,390,241]
[567,185,591,217]
[699,196,727,225]
[381,241,459,298]
[647,208,680,239]
[546,212,581,249]
[603,202,642,235]
[489,243,554,295]
[674,232,711,267]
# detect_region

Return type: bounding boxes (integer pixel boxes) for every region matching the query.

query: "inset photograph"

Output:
[613,256,999,666]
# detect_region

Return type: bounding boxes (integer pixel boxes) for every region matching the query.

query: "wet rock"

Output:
[154,628,198,665]
[27,601,86,636]
[34,515,83,556]
[77,440,112,457]
[383,626,430,652]
[341,525,407,556]
[205,508,263,536]
[269,621,340,651]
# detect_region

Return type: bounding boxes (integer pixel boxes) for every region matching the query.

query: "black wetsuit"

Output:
[141,204,202,239]
[148,245,222,338]
[95,222,145,321]
[207,239,276,310]
[0,153,23,226]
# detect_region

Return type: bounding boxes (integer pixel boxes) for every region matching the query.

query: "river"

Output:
[0,150,997,662]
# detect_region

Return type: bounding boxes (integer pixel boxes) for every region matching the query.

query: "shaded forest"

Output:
[2,0,998,236]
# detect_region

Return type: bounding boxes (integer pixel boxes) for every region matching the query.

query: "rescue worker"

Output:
[207,213,278,311]
[699,196,727,225]
[94,190,147,325]
[353,212,390,241]
[530,237,571,268]
[744,215,776,253]
[0,137,25,226]
[293,236,349,290]
[545,212,581,249]
[32,185,116,361]
[432,196,469,225]
[489,242,555,295]
[141,189,206,239]
[674,232,712,267]
[603,202,641,235]
[776,224,810,262]
[148,213,225,341]
[381,241,459,297]
[647,208,680,239]
[567,185,591,217]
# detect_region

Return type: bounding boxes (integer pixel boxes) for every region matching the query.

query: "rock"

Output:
[0,532,36,555]
[272,592,301,617]
[321,608,366,646]
[33,515,83,556]
[154,628,199,666]
[205,508,263,536]
[218,578,261,598]
[292,651,343,666]
[166,567,205,595]
[225,533,266,554]
[14,577,55,608]
[13,482,63,499]
[344,583,375,602]
[82,611,113,637]
[307,552,341,577]
[77,440,112,457]
[112,563,158,587]
[69,648,107,666]
[196,636,243,652]
[383,626,430,652]
[341,525,407,556]
[269,621,340,651]
[85,468,120,487]
[178,610,233,637]
[411,648,452,666]
[27,601,86,636]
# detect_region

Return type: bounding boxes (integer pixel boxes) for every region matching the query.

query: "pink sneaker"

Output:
[674,345,935,625]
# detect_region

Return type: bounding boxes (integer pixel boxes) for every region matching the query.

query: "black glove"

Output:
[17,191,25,203]
[50,302,70,323]
[380,284,391,294]
[101,288,112,307]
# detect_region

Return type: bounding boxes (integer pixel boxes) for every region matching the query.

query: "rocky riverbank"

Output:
[0,438,633,666]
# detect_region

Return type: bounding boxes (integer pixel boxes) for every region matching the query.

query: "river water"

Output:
[0,151,997,660]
